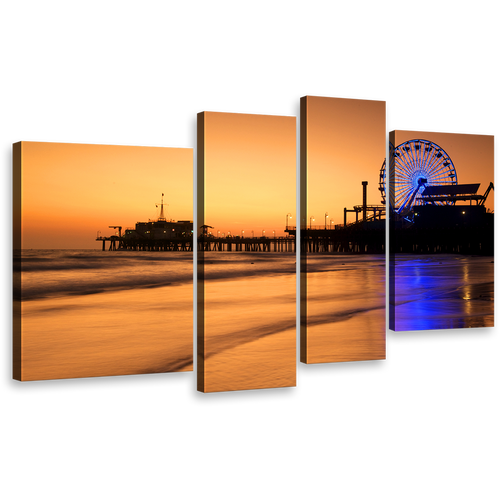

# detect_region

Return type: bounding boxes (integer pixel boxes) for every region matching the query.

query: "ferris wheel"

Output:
[381,139,457,213]
[378,142,393,206]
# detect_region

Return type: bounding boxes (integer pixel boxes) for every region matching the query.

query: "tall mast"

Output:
[160,193,165,220]
[156,193,167,221]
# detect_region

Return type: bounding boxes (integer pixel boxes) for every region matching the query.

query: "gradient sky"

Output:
[20,142,192,249]
[305,96,386,227]
[20,127,490,249]
[203,112,296,237]
[393,130,494,212]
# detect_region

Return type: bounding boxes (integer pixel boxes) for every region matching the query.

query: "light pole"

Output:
[310,216,315,229]
[252,230,254,238]
[286,212,292,230]
[262,230,265,237]
[273,230,275,239]
[217,230,220,238]
[325,212,328,229]
[242,230,244,238]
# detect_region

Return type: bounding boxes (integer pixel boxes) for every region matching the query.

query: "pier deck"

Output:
[96,235,294,252]
[96,225,390,254]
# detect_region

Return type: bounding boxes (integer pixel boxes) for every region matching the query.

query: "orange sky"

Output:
[202,112,296,237]
[392,130,494,212]
[19,126,489,249]
[20,142,192,249]
[304,96,386,226]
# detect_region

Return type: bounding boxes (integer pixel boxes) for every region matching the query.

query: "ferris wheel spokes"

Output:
[382,139,458,214]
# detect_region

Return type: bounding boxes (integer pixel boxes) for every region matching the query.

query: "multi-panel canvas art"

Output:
[13,142,193,381]
[13,107,492,388]
[197,112,296,392]
[389,131,494,331]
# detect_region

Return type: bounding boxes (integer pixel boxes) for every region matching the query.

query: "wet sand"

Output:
[19,284,193,381]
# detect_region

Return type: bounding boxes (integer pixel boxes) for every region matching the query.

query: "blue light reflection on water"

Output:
[390,254,494,331]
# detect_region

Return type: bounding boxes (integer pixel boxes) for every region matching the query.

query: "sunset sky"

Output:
[19,142,192,249]
[19,127,490,250]
[304,96,386,227]
[393,130,494,212]
[201,112,296,237]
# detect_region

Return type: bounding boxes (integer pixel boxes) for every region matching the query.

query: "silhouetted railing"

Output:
[292,225,346,230]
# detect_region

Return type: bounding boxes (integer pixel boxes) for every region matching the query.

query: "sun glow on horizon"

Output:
[19,142,193,249]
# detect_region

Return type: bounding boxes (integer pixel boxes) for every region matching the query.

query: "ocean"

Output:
[17,250,484,384]
[390,254,494,331]
[15,250,193,381]
[303,254,386,363]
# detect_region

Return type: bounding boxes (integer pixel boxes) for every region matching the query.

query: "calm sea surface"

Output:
[304,254,386,363]
[16,250,493,382]
[391,254,494,331]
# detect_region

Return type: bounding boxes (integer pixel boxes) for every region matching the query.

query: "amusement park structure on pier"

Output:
[97,138,494,256]
[97,194,193,251]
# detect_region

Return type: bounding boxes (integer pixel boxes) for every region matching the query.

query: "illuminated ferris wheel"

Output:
[379,139,457,213]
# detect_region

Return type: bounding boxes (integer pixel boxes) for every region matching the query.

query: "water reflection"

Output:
[391,255,494,331]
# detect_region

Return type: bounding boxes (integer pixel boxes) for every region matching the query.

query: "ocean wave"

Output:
[204,319,297,359]
[18,277,187,301]
[17,251,193,273]
[15,260,119,273]
[306,304,385,327]
[201,266,295,283]
[17,250,295,300]
[160,305,385,371]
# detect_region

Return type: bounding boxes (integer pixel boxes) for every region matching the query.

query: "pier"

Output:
[97,235,193,251]
[294,223,385,254]
[96,227,387,254]
[198,236,295,252]
[390,224,493,254]
[96,220,497,254]
[97,233,294,253]
[93,168,492,255]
